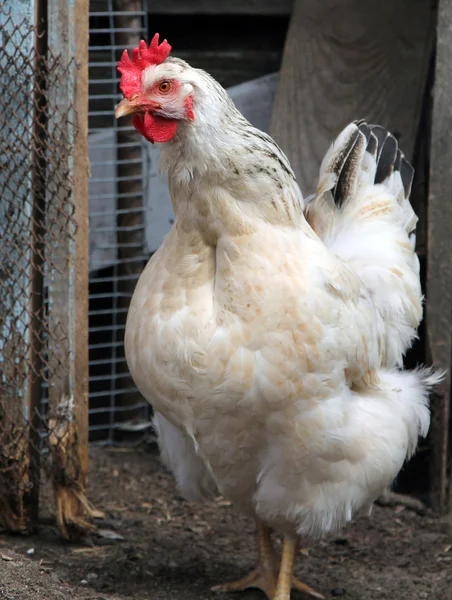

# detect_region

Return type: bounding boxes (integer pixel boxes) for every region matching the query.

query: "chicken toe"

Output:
[212,523,324,600]
[212,563,278,598]
[212,568,324,600]
[291,576,325,599]
[212,522,278,598]
[272,535,325,600]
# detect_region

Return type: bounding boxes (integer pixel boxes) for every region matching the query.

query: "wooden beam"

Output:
[90,0,294,15]
[270,0,435,193]
[46,0,94,538]
[72,0,91,528]
[427,0,452,513]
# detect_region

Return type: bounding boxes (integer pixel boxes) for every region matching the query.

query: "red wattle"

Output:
[184,95,194,121]
[132,112,177,143]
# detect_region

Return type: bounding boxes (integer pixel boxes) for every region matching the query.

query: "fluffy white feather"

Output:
[121,58,440,542]
[255,367,439,538]
[306,123,422,368]
[153,411,218,501]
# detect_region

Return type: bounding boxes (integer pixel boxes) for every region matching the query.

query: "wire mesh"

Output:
[0,3,84,533]
[88,0,152,445]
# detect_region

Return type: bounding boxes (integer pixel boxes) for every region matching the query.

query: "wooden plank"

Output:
[427,0,452,513]
[72,0,91,526]
[46,0,93,537]
[270,0,435,193]
[0,0,40,533]
[90,0,294,15]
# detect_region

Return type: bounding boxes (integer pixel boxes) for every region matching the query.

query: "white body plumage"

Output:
[124,57,439,539]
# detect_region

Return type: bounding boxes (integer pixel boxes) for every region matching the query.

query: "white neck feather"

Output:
[158,68,305,239]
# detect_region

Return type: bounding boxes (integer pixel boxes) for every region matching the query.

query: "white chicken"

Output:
[116,35,440,600]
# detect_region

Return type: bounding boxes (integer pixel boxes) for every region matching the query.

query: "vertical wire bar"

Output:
[88,0,149,445]
[112,0,147,441]
[107,0,117,444]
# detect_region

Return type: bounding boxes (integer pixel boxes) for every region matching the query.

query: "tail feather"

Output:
[332,129,367,207]
[368,125,388,163]
[398,150,415,198]
[374,130,398,186]
[305,120,423,367]
[317,123,361,204]
[365,128,378,159]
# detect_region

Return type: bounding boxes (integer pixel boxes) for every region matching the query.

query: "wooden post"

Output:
[426,0,452,513]
[270,0,435,192]
[45,0,95,537]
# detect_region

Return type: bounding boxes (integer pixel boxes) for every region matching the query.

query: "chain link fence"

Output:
[0,1,91,537]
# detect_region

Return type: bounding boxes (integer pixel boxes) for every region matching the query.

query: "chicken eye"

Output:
[159,81,171,93]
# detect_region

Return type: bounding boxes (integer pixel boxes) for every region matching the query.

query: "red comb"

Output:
[117,33,172,98]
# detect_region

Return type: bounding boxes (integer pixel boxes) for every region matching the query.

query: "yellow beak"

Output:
[115,98,140,119]
[115,96,160,119]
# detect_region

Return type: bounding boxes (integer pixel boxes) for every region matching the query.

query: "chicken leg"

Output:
[273,535,325,600]
[212,522,324,599]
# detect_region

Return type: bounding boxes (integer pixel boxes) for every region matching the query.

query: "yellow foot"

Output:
[212,568,324,599]
[291,575,325,599]
[212,523,324,599]
[212,563,277,598]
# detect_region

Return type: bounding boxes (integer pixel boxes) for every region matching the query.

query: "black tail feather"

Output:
[399,153,415,198]
[333,131,366,207]
[331,127,362,206]
[368,125,388,164]
[330,121,414,209]
[374,133,398,184]
[366,132,378,160]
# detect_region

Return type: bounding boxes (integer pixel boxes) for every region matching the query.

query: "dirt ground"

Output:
[1,446,451,600]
